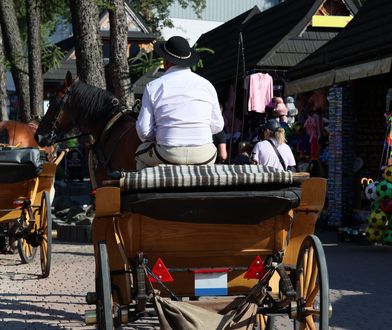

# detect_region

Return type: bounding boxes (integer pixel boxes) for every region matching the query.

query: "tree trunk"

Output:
[26,0,43,119]
[109,0,134,109]
[69,0,106,89]
[0,24,8,121]
[0,0,31,122]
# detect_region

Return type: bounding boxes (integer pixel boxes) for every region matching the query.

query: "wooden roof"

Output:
[195,0,357,85]
[288,0,392,84]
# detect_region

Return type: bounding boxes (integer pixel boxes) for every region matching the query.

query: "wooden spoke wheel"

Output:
[17,236,37,263]
[39,191,52,278]
[96,241,114,330]
[17,211,37,263]
[294,235,329,330]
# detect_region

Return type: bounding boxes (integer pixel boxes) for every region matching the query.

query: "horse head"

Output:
[35,71,75,147]
[35,71,140,183]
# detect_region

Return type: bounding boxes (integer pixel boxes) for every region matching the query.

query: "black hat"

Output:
[263,119,281,132]
[154,36,200,67]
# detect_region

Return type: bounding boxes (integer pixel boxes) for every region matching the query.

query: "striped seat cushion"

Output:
[122,164,293,192]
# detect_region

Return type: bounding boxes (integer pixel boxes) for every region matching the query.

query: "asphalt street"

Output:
[0,232,392,329]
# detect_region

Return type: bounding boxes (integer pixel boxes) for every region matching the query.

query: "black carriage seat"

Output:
[118,164,305,224]
[0,147,43,183]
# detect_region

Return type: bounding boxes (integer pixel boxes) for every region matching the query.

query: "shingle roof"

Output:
[288,0,392,81]
[195,0,357,85]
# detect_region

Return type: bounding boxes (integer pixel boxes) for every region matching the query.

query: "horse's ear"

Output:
[65,71,73,88]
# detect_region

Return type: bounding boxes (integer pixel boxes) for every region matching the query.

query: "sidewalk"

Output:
[0,241,159,330]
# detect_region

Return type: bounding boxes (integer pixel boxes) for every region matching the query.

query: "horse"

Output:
[0,119,57,160]
[34,73,140,188]
[0,120,41,147]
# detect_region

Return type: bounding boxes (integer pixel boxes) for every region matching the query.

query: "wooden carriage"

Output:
[0,147,64,277]
[87,165,329,329]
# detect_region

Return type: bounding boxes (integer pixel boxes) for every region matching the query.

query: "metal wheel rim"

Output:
[40,191,52,278]
[96,241,114,330]
[17,211,37,263]
[17,237,37,263]
[294,235,329,330]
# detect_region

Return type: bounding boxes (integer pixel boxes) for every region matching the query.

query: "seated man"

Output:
[135,36,224,170]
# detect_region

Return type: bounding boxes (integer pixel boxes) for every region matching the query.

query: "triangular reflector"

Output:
[244,256,266,279]
[149,257,174,282]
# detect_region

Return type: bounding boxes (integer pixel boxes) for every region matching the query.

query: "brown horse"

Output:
[35,73,140,188]
[0,120,56,160]
[0,120,41,147]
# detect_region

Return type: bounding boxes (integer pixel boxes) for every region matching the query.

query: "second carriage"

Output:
[0,147,64,278]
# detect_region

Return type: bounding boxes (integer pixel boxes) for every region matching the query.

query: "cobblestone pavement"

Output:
[1,233,392,329]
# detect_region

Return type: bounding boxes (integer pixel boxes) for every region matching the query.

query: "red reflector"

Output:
[91,190,97,196]
[244,256,266,280]
[149,258,174,283]
[13,200,25,207]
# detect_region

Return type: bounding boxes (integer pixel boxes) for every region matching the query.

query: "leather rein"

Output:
[49,87,135,189]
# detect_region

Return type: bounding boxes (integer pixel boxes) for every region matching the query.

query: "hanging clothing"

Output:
[248,73,273,113]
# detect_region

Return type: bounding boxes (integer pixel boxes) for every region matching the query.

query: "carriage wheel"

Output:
[294,235,329,330]
[17,211,37,263]
[39,191,52,278]
[17,237,37,263]
[96,241,114,330]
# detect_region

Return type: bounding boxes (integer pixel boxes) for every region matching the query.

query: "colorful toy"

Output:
[368,209,388,227]
[384,165,392,183]
[376,179,392,200]
[365,225,384,243]
[383,229,392,245]
[365,181,379,201]
[371,200,382,211]
[381,199,392,213]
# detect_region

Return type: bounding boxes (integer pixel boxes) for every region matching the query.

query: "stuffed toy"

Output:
[272,97,288,123]
[286,96,298,127]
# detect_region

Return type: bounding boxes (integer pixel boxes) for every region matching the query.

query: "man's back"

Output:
[138,66,222,146]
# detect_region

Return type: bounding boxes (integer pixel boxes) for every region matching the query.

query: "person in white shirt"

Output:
[135,36,224,170]
[251,119,296,171]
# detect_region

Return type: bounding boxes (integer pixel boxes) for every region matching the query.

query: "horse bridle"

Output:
[46,85,89,144]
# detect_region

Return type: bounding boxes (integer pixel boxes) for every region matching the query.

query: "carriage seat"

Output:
[0,147,43,183]
[116,165,306,224]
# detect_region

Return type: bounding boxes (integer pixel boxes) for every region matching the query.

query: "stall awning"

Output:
[285,57,392,96]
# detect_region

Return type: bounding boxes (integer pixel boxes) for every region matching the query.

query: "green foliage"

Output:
[12,0,69,72]
[129,50,162,78]
[130,0,206,35]
[192,47,214,71]
[42,43,64,73]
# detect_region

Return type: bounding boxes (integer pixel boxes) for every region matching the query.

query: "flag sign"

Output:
[194,268,229,296]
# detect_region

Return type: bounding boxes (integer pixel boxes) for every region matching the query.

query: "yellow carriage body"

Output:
[92,173,327,305]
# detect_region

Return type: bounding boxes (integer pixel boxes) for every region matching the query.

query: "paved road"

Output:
[1,232,392,329]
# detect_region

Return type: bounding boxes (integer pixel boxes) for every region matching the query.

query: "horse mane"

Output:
[67,81,120,123]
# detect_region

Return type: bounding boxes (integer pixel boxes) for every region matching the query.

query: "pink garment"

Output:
[248,73,273,113]
[304,114,323,142]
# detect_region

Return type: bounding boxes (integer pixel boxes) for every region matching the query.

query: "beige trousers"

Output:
[135,142,217,170]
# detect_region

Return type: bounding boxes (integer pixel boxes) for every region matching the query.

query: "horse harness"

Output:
[48,84,137,189]
[88,109,136,190]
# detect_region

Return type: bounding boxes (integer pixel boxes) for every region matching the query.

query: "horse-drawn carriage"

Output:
[33,75,330,329]
[0,146,64,278]
[84,165,329,330]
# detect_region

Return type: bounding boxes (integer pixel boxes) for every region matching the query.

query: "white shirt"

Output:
[252,138,296,171]
[136,66,224,146]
